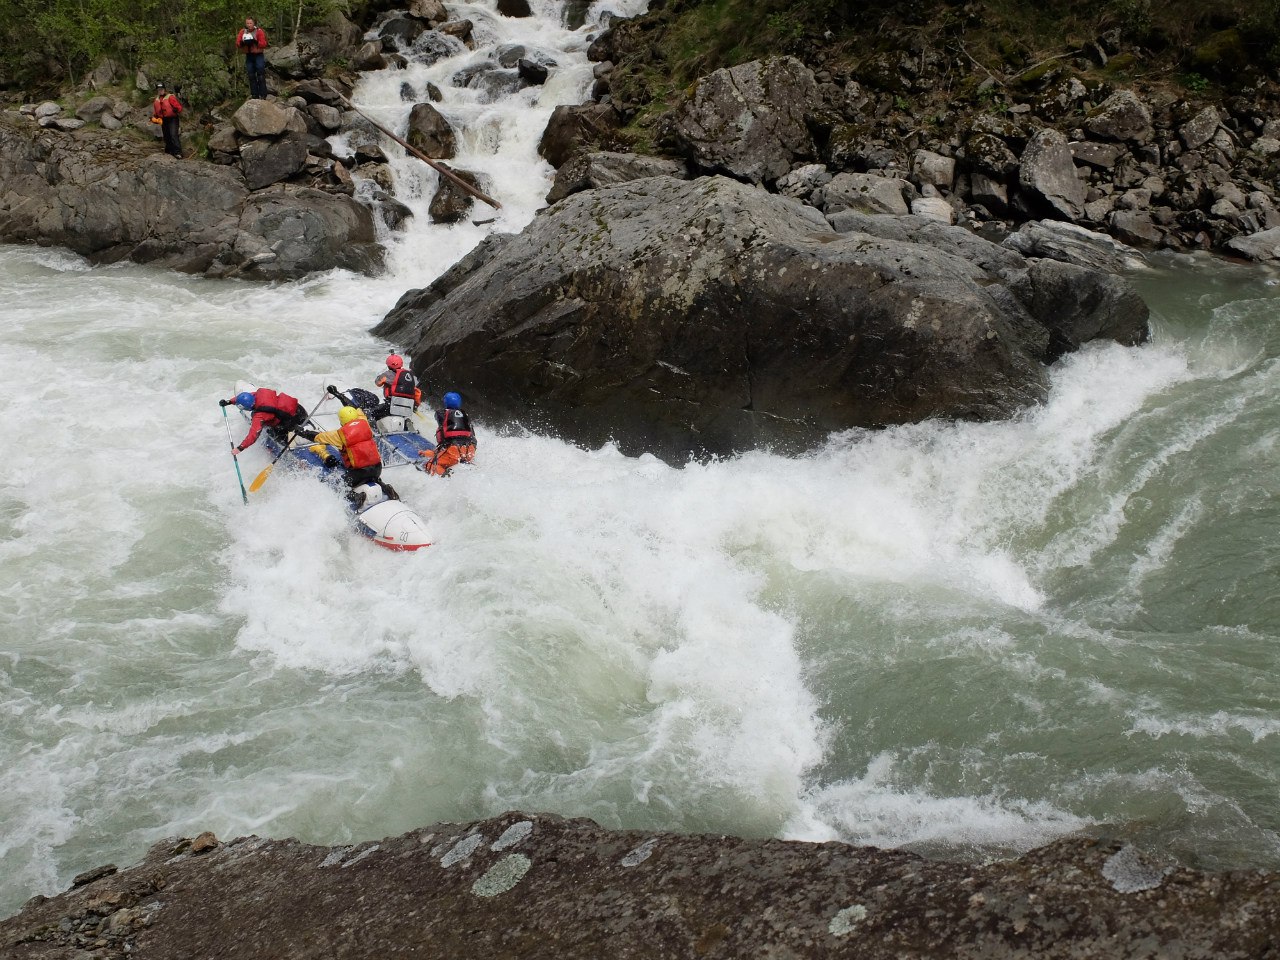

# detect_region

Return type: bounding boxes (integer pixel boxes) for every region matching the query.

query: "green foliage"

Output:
[1242,0,1280,65]
[1179,71,1210,91]
[0,0,343,102]
[1108,0,1154,40]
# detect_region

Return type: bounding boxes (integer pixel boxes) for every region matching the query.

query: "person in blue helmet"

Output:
[417,391,476,476]
[219,386,309,453]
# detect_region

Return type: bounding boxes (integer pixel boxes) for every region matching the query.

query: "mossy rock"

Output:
[1191,29,1246,77]
[1012,60,1065,90]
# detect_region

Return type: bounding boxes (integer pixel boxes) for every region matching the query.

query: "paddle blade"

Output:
[248,462,275,493]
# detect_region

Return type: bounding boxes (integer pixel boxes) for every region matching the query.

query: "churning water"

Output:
[4,0,1280,919]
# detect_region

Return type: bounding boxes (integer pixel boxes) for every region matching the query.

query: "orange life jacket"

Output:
[340,418,381,469]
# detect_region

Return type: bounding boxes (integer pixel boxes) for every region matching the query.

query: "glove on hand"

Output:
[296,429,316,441]
[219,399,231,407]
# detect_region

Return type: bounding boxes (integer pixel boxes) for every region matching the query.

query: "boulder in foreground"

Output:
[3,813,1278,959]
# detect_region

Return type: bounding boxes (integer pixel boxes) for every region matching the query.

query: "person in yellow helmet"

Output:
[295,406,398,506]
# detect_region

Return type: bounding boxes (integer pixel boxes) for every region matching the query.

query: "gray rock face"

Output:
[819,172,910,215]
[545,151,687,204]
[670,56,819,184]
[1003,220,1147,273]
[1180,106,1222,150]
[4,814,1278,960]
[232,99,290,138]
[428,167,482,222]
[1085,90,1153,144]
[239,135,308,190]
[375,176,1148,459]
[1019,128,1086,220]
[1009,257,1148,360]
[74,96,114,122]
[0,116,380,279]
[912,149,955,190]
[1226,226,1280,260]
[407,101,456,159]
[537,102,621,167]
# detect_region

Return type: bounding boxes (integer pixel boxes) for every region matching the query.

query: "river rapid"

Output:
[4,0,1280,919]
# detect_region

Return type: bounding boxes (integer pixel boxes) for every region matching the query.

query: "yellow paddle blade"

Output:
[248,462,275,493]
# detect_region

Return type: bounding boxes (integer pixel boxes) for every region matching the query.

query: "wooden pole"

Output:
[339,96,502,211]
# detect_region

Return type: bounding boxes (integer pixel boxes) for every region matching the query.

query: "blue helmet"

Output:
[234,391,256,410]
[442,391,462,409]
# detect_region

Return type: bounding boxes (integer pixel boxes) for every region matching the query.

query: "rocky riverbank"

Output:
[3,813,1279,959]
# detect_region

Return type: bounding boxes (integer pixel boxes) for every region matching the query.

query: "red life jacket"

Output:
[382,368,418,399]
[436,408,474,446]
[340,418,381,469]
[152,94,182,119]
[253,387,300,423]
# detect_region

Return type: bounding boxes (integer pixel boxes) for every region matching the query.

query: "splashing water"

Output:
[3,1,1280,917]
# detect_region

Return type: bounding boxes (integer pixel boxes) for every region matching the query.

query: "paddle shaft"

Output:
[221,405,249,505]
[249,390,330,493]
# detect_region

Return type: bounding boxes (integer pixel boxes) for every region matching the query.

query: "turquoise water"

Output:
[2,244,1278,918]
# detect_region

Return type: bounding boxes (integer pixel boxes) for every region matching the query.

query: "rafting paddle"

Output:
[221,403,249,505]
[249,390,329,493]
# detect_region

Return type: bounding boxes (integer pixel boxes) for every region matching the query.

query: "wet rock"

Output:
[1019,127,1086,220]
[438,19,474,46]
[428,166,484,222]
[190,832,219,854]
[379,15,428,49]
[1009,256,1148,360]
[366,186,413,230]
[545,151,687,204]
[497,0,532,15]
[10,816,1266,960]
[376,176,1147,460]
[537,102,622,168]
[670,56,819,184]
[518,59,549,86]
[293,78,352,107]
[407,101,456,159]
[353,40,387,71]
[71,865,117,889]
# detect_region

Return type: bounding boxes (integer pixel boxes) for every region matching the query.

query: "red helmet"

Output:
[386,354,404,371]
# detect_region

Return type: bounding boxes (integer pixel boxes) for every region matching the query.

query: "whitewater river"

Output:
[4,0,1280,919]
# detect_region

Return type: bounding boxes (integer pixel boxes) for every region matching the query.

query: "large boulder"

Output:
[537,102,621,168]
[407,102,456,159]
[818,173,910,215]
[1018,128,1086,220]
[545,151,688,204]
[670,56,819,184]
[0,115,380,279]
[375,176,1148,459]
[239,135,308,190]
[428,167,483,223]
[1084,90,1153,144]
[232,99,290,138]
[1003,220,1147,273]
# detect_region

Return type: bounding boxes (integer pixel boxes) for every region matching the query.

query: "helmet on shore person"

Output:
[338,405,366,426]
[443,391,462,409]
[234,392,255,410]
[386,354,403,371]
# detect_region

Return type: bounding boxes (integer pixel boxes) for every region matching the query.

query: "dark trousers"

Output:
[161,116,181,156]
[245,52,267,98]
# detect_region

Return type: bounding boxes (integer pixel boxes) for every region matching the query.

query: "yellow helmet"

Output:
[338,405,366,426]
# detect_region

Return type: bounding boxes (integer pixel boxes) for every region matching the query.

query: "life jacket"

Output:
[383,369,418,418]
[340,418,381,469]
[436,408,474,447]
[152,94,182,119]
[252,387,300,424]
[237,27,268,52]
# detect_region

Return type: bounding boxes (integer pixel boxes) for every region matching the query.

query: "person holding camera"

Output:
[151,82,184,157]
[236,17,269,99]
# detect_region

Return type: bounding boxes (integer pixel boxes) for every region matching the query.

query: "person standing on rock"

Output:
[417,392,476,477]
[236,17,269,99]
[151,82,184,157]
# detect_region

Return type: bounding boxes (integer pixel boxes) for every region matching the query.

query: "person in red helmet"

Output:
[219,387,309,454]
[372,353,421,426]
[417,391,476,477]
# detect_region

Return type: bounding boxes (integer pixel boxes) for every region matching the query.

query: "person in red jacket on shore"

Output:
[220,387,309,454]
[236,17,269,99]
[151,82,183,157]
